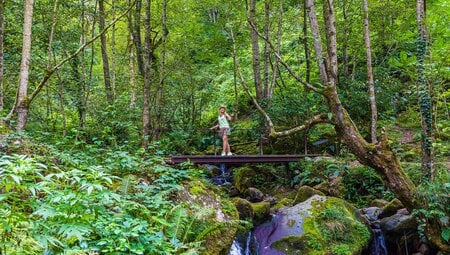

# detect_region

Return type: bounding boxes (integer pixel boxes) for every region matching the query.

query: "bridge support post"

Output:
[213,130,217,156]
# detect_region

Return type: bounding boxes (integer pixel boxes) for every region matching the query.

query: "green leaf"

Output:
[442,227,450,242]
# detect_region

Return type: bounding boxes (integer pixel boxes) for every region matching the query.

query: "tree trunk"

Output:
[303,0,310,153]
[141,0,152,148]
[263,0,270,98]
[363,0,378,143]
[155,0,168,140]
[416,0,434,179]
[248,0,263,100]
[111,0,117,100]
[268,0,283,99]
[342,0,349,77]
[99,0,114,105]
[132,0,144,76]
[305,0,417,210]
[0,0,4,112]
[129,33,137,107]
[16,0,34,131]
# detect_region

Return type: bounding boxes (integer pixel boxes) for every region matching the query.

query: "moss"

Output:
[233,197,254,220]
[232,166,257,193]
[177,178,240,254]
[273,197,294,210]
[189,179,207,195]
[294,186,325,205]
[273,197,370,255]
[250,201,270,225]
[380,198,403,218]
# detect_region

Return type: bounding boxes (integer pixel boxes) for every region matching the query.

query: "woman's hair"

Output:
[218,105,226,113]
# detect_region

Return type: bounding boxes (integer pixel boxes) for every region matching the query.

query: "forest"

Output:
[0,0,449,254]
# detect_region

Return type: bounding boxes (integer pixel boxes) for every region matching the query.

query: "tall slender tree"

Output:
[99,0,114,104]
[416,0,434,179]
[248,0,263,100]
[16,0,34,131]
[141,0,153,147]
[363,0,377,143]
[0,0,4,112]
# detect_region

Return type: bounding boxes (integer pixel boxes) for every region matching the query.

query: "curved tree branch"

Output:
[270,113,330,137]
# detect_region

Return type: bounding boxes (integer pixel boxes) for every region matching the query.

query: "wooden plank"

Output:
[170,154,323,164]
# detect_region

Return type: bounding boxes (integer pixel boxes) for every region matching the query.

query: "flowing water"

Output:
[228,232,252,255]
[368,223,388,255]
[210,163,231,185]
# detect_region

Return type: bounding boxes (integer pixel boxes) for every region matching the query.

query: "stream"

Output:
[227,210,388,255]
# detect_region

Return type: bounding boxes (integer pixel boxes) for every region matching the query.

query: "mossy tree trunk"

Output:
[416,0,434,179]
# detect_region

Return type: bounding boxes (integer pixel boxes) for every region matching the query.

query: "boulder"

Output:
[247,187,264,202]
[233,197,254,220]
[362,206,383,222]
[293,186,325,205]
[380,198,404,218]
[253,195,371,255]
[232,166,258,193]
[251,201,271,225]
[176,179,239,255]
[380,213,417,234]
[370,199,389,208]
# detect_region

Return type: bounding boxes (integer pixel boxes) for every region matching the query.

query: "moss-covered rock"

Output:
[233,197,254,220]
[273,197,294,210]
[293,186,325,205]
[370,199,389,208]
[380,198,404,218]
[176,179,239,255]
[232,166,258,193]
[251,201,270,225]
[247,187,264,202]
[253,195,371,255]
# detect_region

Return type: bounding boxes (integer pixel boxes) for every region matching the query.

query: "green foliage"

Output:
[0,149,207,254]
[412,166,450,244]
[342,166,394,207]
[290,158,347,188]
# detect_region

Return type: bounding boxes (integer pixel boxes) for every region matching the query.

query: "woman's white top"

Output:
[218,114,230,128]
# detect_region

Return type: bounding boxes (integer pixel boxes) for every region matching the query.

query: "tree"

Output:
[5,1,135,130]
[16,0,34,131]
[416,0,434,179]
[363,0,377,143]
[248,0,263,100]
[240,0,448,249]
[99,0,114,104]
[141,0,153,148]
[0,0,4,112]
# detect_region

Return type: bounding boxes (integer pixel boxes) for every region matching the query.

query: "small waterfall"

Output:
[228,231,252,255]
[369,224,387,255]
[211,163,231,185]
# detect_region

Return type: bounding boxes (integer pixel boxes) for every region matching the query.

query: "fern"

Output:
[118,174,137,194]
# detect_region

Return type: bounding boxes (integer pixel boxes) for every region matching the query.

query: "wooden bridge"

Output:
[170,154,323,165]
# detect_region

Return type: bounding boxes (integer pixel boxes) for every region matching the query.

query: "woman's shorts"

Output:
[219,128,231,137]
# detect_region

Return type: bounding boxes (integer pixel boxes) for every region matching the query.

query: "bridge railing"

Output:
[152,127,267,156]
[209,127,265,156]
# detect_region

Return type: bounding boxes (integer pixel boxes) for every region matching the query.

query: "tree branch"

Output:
[229,27,331,138]
[247,18,321,94]
[270,113,331,137]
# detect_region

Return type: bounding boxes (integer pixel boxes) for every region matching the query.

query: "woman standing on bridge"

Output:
[210,105,233,156]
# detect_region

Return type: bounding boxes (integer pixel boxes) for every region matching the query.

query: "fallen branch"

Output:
[270,113,330,137]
